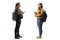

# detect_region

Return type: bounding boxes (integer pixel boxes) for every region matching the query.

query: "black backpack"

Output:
[12,12,17,21]
[41,11,47,22]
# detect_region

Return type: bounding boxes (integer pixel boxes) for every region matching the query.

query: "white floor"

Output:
[0,0,60,40]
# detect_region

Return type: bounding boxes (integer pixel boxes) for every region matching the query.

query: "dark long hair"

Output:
[38,3,43,10]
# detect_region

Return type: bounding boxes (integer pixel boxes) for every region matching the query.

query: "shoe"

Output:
[37,35,42,39]
[16,35,22,38]
[17,34,22,38]
[18,36,22,38]
[15,36,20,39]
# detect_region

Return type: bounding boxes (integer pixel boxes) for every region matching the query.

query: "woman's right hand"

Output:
[35,14,38,17]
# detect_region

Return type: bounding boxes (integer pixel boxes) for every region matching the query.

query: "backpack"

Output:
[12,12,16,21]
[41,11,47,22]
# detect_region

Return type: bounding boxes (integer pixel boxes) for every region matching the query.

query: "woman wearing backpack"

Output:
[14,3,25,39]
[34,3,44,39]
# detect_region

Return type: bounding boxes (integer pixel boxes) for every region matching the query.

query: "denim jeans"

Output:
[37,18,43,35]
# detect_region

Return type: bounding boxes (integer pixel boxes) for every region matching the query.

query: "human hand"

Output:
[23,11,26,13]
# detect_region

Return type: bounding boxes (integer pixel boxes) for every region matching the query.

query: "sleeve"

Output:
[37,9,44,16]
[19,9,24,14]
[18,9,24,14]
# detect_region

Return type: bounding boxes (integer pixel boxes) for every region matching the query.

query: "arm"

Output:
[36,9,44,17]
[19,9,25,14]
[20,10,24,14]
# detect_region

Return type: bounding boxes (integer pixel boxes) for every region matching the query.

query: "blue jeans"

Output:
[37,18,43,35]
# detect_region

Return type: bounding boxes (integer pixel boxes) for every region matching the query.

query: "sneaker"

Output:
[18,36,22,38]
[15,36,20,39]
[37,35,42,39]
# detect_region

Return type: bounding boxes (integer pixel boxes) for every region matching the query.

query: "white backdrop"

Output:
[0,0,60,40]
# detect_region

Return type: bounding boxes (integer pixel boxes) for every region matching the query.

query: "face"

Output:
[38,3,41,7]
[17,4,21,8]
[18,4,21,8]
